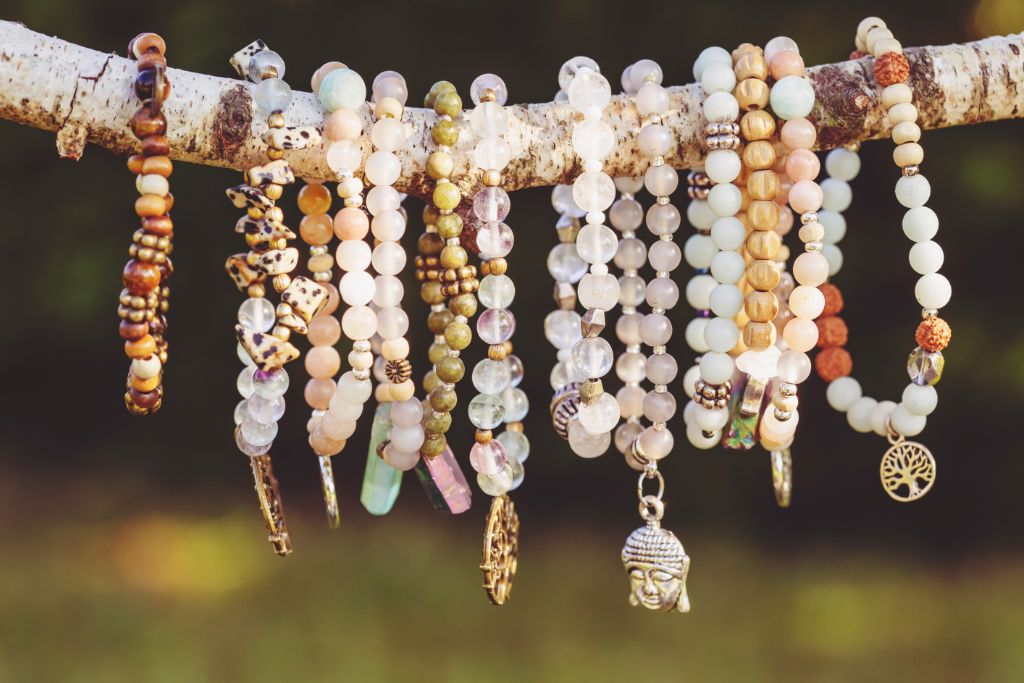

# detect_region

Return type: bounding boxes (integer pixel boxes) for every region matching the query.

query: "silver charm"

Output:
[771,448,792,508]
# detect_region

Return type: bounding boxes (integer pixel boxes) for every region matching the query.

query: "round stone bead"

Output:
[474,187,511,222]
[568,67,611,109]
[501,387,529,421]
[823,244,844,276]
[383,445,419,472]
[476,222,514,259]
[644,165,678,196]
[616,350,646,383]
[236,427,272,456]
[891,403,926,437]
[474,138,511,171]
[789,285,825,319]
[699,351,734,385]
[552,183,585,217]
[572,172,616,213]
[707,183,742,218]
[710,250,745,284]
[473,359,511,394]
[336,371,372,404]
[645,277,679,309]
[390,424,425,453]
[869,400,898,436]
[477,308,516,344]
[640,313,672,346]
[903,207,939,242]
[391,398,424,426]
[342,305,377,340]
[618,276,645,307]
[769,77,815,120]
[253,367,289,399]
[638,124,672,158]
[686,422,720,450]
[702,91,739,123]
[468,394,506,430]
[576,223,618,264]
[705,149,741,184]
[370,117,405,152]
[648,239,682,272]
[902,383,938,416]
[615,237,647,270]
[646,353,678,385]
[647,203,681,235]
[573,119,615,161]
[686,198,716,231]
[478,461,515,495]
[578,273,619,310]
[505,355,524,387]
[371,241,406,276]
[909,241,944,275]
[825,147,861,181]
[238,297,276,332]
[693,46,732,80]
[682,364,701,399]
[572,337,614,378]
[470,440,509,475]
[895,174,931,208]
[254,78,292,113]
[710,284,743,317]
[237,365,256,398]
[643,391,676,423]
[686,274,717,311]
[326,141,362,174]
[610,198,644,233]
[637,82,669,116]
[498,429,530,463]
[846,396,878,433]
[375,306,409,339]
[704,317,739,353]
[684,234,718,269]
[370,210,406,242]
[367,185,401,214]
[915,273,952,309]
[365,151,401,186]
[777,349,812,384]
[547,243,587,282]
[544,310,582,349]
[318,68,366,112]
[819,211,847,244]
[577,392,620,435]
[470,73,508,105]
[701,61,736,94]
[568,417,610,458]
[821,178,852,212]
[478,274,515,309]
[340,270,375,306]
[638,426,674,460]
[765,36,800,62]
[247,394,285,424]
[470,101,509,137]
[372,275,403,308]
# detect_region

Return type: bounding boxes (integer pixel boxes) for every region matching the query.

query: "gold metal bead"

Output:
[482,169,502,187]
[264,183,284,201]
[268,112,286,129]
[266,147,285,161]
[272,325,291,341]
[272,273,291,292]
[488,344,507,361]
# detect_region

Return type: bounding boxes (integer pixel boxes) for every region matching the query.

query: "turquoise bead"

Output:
[318,68,367,112]
[360,404,403,515]
[769,76,815,121]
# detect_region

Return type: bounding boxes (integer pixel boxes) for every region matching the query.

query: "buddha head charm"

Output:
[621,467,690,613]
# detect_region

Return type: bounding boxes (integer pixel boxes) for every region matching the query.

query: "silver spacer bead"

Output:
[801,211,818,225]
[774,408,792,421]
[902,164,920,176]
[805,241,823,253]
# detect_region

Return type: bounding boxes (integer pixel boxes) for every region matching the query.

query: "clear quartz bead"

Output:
[477,460,515,495]
[575,223,617,264]
[559,57,600,91]
[572,120,614,161]
[578,392,620,434]
[246,394,286,423]
[478,274,516,309]
[551,184,585,217]
[254,77,293,113]
[237,365,256,398]
[473,187,511,222]
[476,308,516,344]
[544,310,582,349]
[238,297,276,332]
[474,138,511,172]
[572,172,615,213]
[476,222,514,258]
[568,67,611,109]
[508,458,525,491]
[472,359,511,394]
[234,400,248,426]
[907,347,945,385]
[568,418,610,457]
[468,394,506,430]
[497,429,530,463]
[547,243,587,282]
[578,273,619,311]
[235,429,271,457]
[470,73,508,105]
[470,101,509,137]
[253,367,289,399]
[236,342,255,367]
[501,387,529,422]
[248,50,286,82]
[572,337,614,378]
[240,415,278,446]
[504,354,524,387]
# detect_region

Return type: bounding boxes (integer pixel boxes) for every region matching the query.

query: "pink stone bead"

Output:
[775,206,795,236]
[334,206,370,240]
[780,118,816,150]
[323,109,362,142]
[793,252,829,287]
[304,377,336,410]
[769,50,805,80]
[784,149,820,182]
[305,345,341,378]
[310,428,346,457]
[789,180,824,213]
[775,174,793,206]
[782,317,819,352]
[321,283,341,315]
[469,440,508,476]
[308,315,342,346]
[311,61,347,93]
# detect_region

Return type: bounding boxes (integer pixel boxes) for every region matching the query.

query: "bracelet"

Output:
[121,32,172,415]
[228,40,325,555]
[822,18,949,502]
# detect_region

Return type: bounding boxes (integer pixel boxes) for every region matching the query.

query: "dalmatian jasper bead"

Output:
[246,159,295,187]
[280,276,329,323]
[256,247,300,275]
[225,253,266,291]
[237,216,296,246]
[235,324,299,370]
[226,184,274,211]
[230,39,269,80]
[263,126,323,151]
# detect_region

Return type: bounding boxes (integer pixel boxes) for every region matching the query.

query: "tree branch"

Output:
[1,20,1021,199]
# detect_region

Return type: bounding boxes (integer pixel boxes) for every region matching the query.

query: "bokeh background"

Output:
[1,0,1023,680]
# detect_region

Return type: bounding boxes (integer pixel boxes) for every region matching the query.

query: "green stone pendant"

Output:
[360,403,403,516]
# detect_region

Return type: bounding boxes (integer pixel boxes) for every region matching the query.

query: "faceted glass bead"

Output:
[907,346,945,386]
[551,184,585,217]
[471,73,508,105]
[501,387,529,422]
[240,415,278,446]
[497,429,530,463]
[568,67,611,110]
[473,187,511,222]
[508,457,525,491]
[572,337,614,378]
[248,50,286,82]
[559,56,600,91]
[477,461,515,496]
[470,440,509,475]
[468,394,506,429]
[504,354,524,387]
[572,172,615,213]
[575,223,618,264]
[254,77,293,113]
[476,308,516,344]
[568,416,611,457]
[234,399,248,426]
[253,367,290,399]
[476,222,514,258]
[235,429,271,457]
[237,365,256,398]
[472,358,511,394]
[478,274,515,309]
[238,297,276,332]
[544,310,582,349]
[470,101,508,137]
[547,243,587,282]
[247,394,286,423]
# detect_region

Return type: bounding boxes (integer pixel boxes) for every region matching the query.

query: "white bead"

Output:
[820,178,852,212]
[819,210,846,244]
[685,274,717,310]
[707,183,742,218]
[869,400,898,436]
[699,351,734,384]
[576,223,618,264]
[902,383,938,416]
[826,377,861,412]
[764,35,800,62]
[700,62,736,94]
[578,273,620,311]
[336,239,372,272]
[364,151,401,186]
[339,270,375,305]
[915,273,952,309]
[573,119,615,161]
[371,241,406,276]
[895,174,931,208]
[687,423,720,449]
[682,399,696,426]
[710,250,745,284]
[684,234,718,269]
[709,284,743,317]
[686,198,716,230]
[692,46,732,80]
[702,91,739,124]
[684,317,710,353]
[132,355,162,380]
[373,275,403,307]
[572,171,616,213]
[902,207,939,242]
[891,403,927,437]
[682,364,701,399]
[788,285,825,318]
[908,240,944,275]
[568,67,612,110]
[705,149,741,184]
[637,83,669,116]
[366,185,401,214]
[825,148,861,181]
[693,405,729,431]
[371,210,406,241]
[710,216,746,251]
[703,317,739,352]
[822,244,844,276]
[847,396,878,433]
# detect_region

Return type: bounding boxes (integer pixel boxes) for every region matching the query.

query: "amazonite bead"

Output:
[319,68,367,112]
[769,76,815,120]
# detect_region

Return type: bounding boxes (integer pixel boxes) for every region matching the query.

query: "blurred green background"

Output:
[1,0,1023,680]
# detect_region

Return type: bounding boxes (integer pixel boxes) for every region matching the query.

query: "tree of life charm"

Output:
[880,437,936,502]
[481,494,519,606]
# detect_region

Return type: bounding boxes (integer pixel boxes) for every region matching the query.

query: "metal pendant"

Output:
[771,448,792,508]
[481,494,519,605]
[249,453,292,556]
[318,455,340,528]
[621,467,691,613]
[880,432,936,502]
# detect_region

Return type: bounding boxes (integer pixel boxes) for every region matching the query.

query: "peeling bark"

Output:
[1,20,1022,201]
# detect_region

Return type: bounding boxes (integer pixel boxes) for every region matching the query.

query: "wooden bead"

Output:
[744,290,779,323]
[746,170,779,200]
[746,200,780,231]
[746,230,782,260]
[733,53,767,81]
[745,259,781,291]
[143,215,173,237]
[131,373,161,392]
[888,102,918,125]
[742,321,777,350]
[127,154,145,174]
[731,43,763,61]
[130,33,166,57]
[122,259,161,294]
[734,78,769,111]
[484,258,508,275]
[125,334,157,359]
[740,110,776,142]
[141,155,172,177]
[130,108,166,138]
[742,141,776,171]
[893,142,924,167]
[141,135,169,156]
[119,320,149,341]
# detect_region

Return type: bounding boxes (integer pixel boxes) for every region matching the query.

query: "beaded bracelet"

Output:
[615,58,690,614]
[120,33,172,415]
[557,57,621,456]
[821,18,950,502]
[228,41,325,555]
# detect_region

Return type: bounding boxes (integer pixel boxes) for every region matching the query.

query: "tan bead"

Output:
[744,290,779,322]
[732,43,763,61]
[482,169,502,187]
[740,110,776,141]
[142,155,173,177]
[487,344,507,361]
[485,258,508,275]
[881,83,913,108]
[426,151,454,180]
[893,142,924,167]
[382,338,410,361]
[745,259,781,291]
[742,321,777,350]
[734,78,769,111]
[266,147,285,161]
[135,194,166,218]
[888,102,918,125]
[746,170,779,200]
[746,200,780,231]
[798,222,825,243]
[866,26,895,54]
[308,253,334,273]
[733,53,767,81]
[742,141,776,171]
[746,231,782,260]
[390,379,415,402]
[374,97,403,119]
[892,121,921,144]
